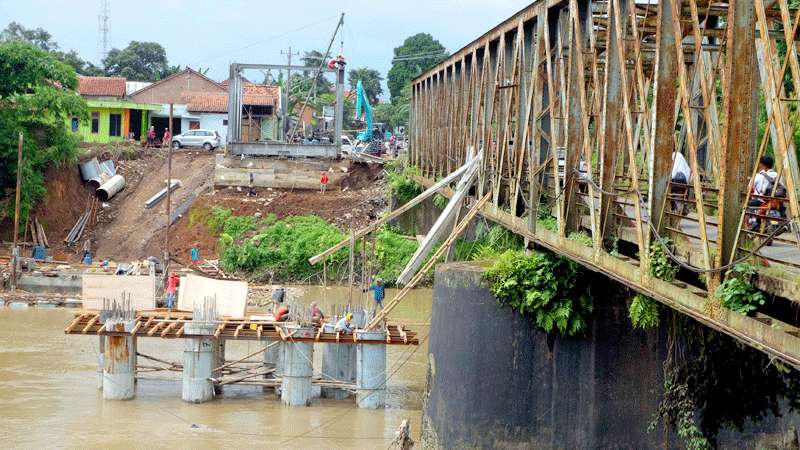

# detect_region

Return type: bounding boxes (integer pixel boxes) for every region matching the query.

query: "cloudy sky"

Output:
[0,0,525,93]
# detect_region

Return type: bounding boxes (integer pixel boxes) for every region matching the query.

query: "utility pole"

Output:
[164,104,173,272]
[281,46,299,140]
[10,133,23,292]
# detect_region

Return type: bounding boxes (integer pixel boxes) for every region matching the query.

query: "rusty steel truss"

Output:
[409,0,800,365]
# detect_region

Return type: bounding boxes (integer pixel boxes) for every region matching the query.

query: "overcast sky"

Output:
[0,0,525,95]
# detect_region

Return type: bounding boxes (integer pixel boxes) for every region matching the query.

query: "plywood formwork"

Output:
[177,274,248,318]
[81,274,156,310]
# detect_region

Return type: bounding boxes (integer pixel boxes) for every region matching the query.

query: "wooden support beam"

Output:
[65,313,87,333]
[81,316,99,334]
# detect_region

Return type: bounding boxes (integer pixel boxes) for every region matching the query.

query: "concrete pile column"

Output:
[213,339,226,396]
[102,319,137,400]
[263,338,282,391]
[97,335,105,390]
[182,322,217,403]
[321,343,356,400]
[356,330,387,409]
[281,326,315,407]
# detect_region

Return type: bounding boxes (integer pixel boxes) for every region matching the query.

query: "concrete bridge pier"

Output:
[213,339,226,396]
[356,330,387,409]
[102,319,137,400]
[322,343,356,400]
[281,327,315,407]
[182,322,217,403]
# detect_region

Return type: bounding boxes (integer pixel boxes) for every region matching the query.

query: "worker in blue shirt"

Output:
[364,278,385,314]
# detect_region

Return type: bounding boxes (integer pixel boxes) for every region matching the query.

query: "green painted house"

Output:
[68,76,160,143]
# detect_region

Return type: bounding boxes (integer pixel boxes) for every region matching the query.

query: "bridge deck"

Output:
[64,311,419,345]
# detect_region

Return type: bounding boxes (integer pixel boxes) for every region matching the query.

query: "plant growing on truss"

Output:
[567,231,593,247]
[649,237,679,281]
[385,159,422,205]
[484,250,593,336]
[433,193,449,209]
[629,294,660,330]
[714,263,767,315]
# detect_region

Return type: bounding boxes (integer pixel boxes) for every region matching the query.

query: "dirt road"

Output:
[94,151,215,260]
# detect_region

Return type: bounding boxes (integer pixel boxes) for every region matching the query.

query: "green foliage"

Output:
[629,294,660,329]
[222,215,256,241]
[455,223,523,261]
[205,207,233,235]
[374,85,412,128]
[221,215,347,282]
[567,231,593,247]
[432,193,448,210]
[0,21,102,75]
[651,316,800,447]
[348,67,384,105]
[373,226,419,285]
[714,263,767,315]
[385,160,422,204]
[103,41,179,82]
[0,41,86,222]
[649,237,679,282]
[387,33,447,101]
[484,250,593,336]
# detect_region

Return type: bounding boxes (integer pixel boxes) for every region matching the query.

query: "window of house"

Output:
[109,114,122,137]
[90,112,99,134]
[223,119,229,126]
[71,117,79,132]
[190,121,200,130]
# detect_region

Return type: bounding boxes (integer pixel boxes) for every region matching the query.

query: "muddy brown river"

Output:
[0,286,431,448]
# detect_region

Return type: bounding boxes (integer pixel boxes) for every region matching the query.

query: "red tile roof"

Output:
[78,76,126,97]
[185,83,279,112]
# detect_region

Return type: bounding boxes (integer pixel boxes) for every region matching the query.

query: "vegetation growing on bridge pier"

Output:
[628,294,660,329]
[484,250,593,336]
[649,237,679,282]
[651,315,800,449]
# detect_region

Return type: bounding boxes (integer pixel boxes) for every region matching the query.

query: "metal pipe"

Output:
[96,174,126,201]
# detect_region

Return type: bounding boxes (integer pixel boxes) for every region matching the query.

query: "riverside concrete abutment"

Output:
[422,262,800,449]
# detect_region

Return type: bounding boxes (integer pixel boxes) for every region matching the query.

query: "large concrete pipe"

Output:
[96,174,126,201]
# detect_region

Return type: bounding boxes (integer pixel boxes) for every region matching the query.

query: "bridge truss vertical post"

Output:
[649,0,678,234]
[716,0,757,281]
[598,0,629,241]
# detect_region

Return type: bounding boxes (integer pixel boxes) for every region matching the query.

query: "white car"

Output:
[172,129,221,151]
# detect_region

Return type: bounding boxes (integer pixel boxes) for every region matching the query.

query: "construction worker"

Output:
[335,313,354,333]
[162,128,171,148]
[274,304,290,322]
[320,171,330,194]
[165,273,179,309]
[365,278,385,314]
[191,242,200,266]
[310,302,325,325]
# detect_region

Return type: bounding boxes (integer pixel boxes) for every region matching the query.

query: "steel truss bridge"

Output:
[409,0,800,365]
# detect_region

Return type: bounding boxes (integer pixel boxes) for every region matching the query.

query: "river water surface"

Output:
[0,286,431,449]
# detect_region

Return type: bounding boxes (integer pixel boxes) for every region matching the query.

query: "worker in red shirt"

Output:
[320,171,330,194]
[165,273,179,309]
[162,128,171,149]
[274,305,290,322]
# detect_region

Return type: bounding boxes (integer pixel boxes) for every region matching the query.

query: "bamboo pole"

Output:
[366,192,491,329]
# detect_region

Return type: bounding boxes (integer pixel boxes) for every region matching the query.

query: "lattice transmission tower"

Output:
[98,0,110,61]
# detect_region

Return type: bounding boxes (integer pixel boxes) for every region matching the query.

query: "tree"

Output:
[301,49,326,69]
[0,42,87,222]
[1,22,101,76]
[375,85,412,129]
[387,33,446,101]
[349,68,383,105]
[103,41,179,82]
